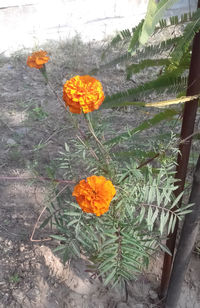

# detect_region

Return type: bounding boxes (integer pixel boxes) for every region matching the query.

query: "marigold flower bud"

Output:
[27,50,49,69]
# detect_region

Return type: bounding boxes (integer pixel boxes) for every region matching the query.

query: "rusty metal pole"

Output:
[165,155,200,308]
[160,0,200,298]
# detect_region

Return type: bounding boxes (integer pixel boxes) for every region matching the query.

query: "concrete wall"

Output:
[0,0,198,54]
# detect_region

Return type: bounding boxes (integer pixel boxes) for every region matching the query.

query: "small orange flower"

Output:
[63,75,105,114]
[72,175,116,216]
[27,50,49,69]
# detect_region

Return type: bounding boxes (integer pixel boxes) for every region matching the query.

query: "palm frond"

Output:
[126,58,170,79]
[102,75,187,108]
[128,19,144,53]
[101,21,144,60]
[133,37,181,61]
[139,0,179,46]
[104,109,178,146]
[158,11,194,29]
[170,8,200,66]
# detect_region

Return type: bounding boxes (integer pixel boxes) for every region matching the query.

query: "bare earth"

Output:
[0,37,200,308]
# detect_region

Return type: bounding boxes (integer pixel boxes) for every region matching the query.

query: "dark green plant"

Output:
[96,8,200,118]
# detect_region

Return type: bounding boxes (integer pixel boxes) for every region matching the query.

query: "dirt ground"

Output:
[0,36,200,308]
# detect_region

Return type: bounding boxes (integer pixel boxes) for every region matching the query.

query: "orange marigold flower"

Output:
[27,50,49,69]
[72,175,116,216]
[63,75,105,114]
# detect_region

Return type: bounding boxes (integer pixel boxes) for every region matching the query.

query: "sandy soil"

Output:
[0,36,200,308]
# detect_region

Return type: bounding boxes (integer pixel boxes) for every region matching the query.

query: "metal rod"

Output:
[165,155,200,307]
[160,0,200,298]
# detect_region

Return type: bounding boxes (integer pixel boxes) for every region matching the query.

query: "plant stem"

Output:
[84,113,112,169]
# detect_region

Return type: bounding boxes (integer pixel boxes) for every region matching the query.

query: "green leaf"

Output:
[63,247,70,263]
[67,219,79,227]
[101,100,145,109]
[102,75,187,108]
[170,191,184,209]
[128,19,144,53]
[168,214,174,234]
[98,261,117,276]
[39,216,52,229]
[139,206,146,223]
[170,8,200,66]
[158,242,172,255]
[64,142,70,152]
[126,58,169,78]
[150,208,159,231]
[53,245,65,253]
[71,241,80,257]
[104,268,116,286]
[147,206,153,226]
[50,235,67,241]
[159,210,169,235]
[114,149,156,160]
[105,109,178,146]
[139,0,179,45]
[63,212,81,216]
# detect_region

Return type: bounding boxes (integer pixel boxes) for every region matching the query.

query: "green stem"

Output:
[46,80,99,162]
[84,113,112,167]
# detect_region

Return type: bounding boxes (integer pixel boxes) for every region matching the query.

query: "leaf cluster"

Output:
[40,132,192,287]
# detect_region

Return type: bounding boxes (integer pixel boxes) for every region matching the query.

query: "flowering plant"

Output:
[27,50,192,288]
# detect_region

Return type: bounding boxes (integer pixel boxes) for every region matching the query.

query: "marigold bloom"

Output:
[27,50,49,69]
[72,175,116,216]
[63,75,105,114]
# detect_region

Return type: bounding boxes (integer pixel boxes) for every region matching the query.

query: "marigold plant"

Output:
[63,75,105,113]
[29,44,192,289]
[27,50,49,69]
[72,175,116,216]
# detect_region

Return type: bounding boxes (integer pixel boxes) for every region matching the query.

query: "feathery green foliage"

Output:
[138,0,179,46]
[40,133,192,287]
[169,8,200,66]
[36,0,198,291]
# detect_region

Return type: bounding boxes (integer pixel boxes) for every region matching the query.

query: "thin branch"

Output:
[179,130,200,144]
[137,153,160,169]
[0,175,75,184]
[142,203,179,220]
